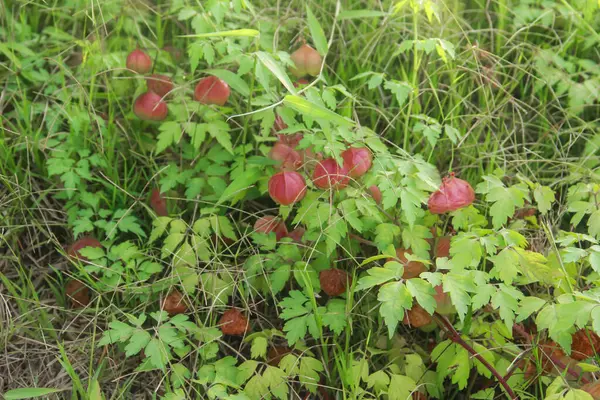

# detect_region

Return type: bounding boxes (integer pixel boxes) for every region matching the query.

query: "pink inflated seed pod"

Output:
[341,147,372,178]
[312,158,349,190]
[290,44,322,77]
[194,76,230,106]
[268,171,307,205]
[427,173,475,214]
[133,92,168,121]
[126,49,152,74]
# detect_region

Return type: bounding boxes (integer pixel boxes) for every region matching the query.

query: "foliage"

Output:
[3,0,600,399]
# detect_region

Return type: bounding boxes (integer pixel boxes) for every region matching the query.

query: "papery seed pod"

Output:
[387,248,427,279]
[319,269,352,296]
[290,44,322,77]
[126,49,152,74]
[428,173,475,214]
[146,74,173,97]
[194,76,230,106]
[254,216,289,241]
[162,289,187,316]
[312,158,349,189]
[133,92,168,121]
[219,309,249,336]
[268,171,307,205]
[341,147,372,178]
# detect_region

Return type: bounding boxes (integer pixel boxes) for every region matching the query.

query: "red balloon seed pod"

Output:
[133,92,168,121]
[287,226,305,243]
[269,142,302,171]
[369,185,382,204]
[268,171,307,206]
[146,74,173,97]
[427,173,475,214]
[150,188,168,216]
[319,268,352,296]
[254,216,289,241]
[312,158,350,190]
[341,147,372,178]
[67,237,102,261]
[290,44,322,78]
[219,308,249,336]
[126,49,152,74]
[194,76,230,106]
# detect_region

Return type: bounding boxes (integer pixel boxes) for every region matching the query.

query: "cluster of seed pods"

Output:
[127,49,230,122]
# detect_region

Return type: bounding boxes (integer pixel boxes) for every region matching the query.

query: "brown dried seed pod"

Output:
[162,290,187,316]
[319,269,352,296]
[65,279,90,308]
[219,309,249,336]
[571,329,600,361]
[402,304,433,328]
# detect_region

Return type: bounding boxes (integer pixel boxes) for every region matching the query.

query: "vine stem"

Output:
[434,314,518,400]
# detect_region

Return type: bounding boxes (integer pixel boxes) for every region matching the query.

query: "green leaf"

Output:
[98,320,134,345]
[406,278,436,315]
[156,122,183,154]
[491,284,523,331]
[451,346,470,389]
[388,375,417,400]
[4,388,63,399]
[218,167,261,205]
[256,52,297,94]
[590,210,600,239]
[145,338,169,370]
[516,296,546,322]
[299,357,324,393]
[378,282,412,338]
[117,215,147,238]
[489,248,520,285]
[263,366,289,399]
[356,262,404,290]
[251,336,268,359]
[180,29,260,38]
[384,80,412,107]
[476,176,529,229]
[270,264,291,294]
[162,233,185,258]
[366,370,390,393]
[442,273,476,321]
[321,299,347,335]
[171,363,191,389]
[283,95,355,127]
[444,125,461,144]
[205,69,250,97]
[207,121,233,154]
[533,185,555,215]
[125,329,152,357]
[338,10,387,19]
[374,223,401,252]
[306,6,328,56]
